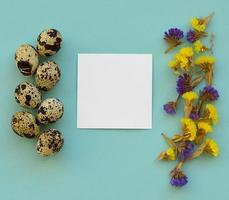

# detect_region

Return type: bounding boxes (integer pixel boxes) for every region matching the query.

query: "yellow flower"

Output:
[191,17,206,32]
[175,54,189,69]
[191,13,214,33]
[195,56,215,85]
[194,40,207,53]
[168,60,178,69]
[195,56,215,66]
[205,104,218,125]
[197,122,212,134]
[182,92,198,118]
[158,148,176,161]
[195,122,213,144]
[182,91,198,103]
[181,118,197,141]
[204,138,219,156]
[180,47,194,57]
[169,47,194,72]
[166,148,176,160]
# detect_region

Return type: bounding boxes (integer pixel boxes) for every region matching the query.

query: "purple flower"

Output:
[164,28,184,41]
[179,141,195,161]
[189,106,199,120]
[186,30,197,43]
[164,28,184,53]
[163,102,176,115]
[190,111,199,120]
[170,169,188,187]
[176,74,192,95]
[201,86,219,101]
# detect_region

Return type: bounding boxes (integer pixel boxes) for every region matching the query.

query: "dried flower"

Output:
[189,106,199,120]
[158,147,176,161]
[159,12,218,187]
[182,91,198,102]
[180,47,194,57]
[198,122,212,134]
[182,91,198,118]
[163,101,177,115]
[190,111,199,120]
[200,86,219,101]
[164,28,184,53]
[204,104,218,125]
[195,122,213,144]
[176,74,203,96]
[181,118,197,141]
[186,29,207,43]
[195,55,215,67]
[191,18,206,32]
[194,40,209,53]
[187,30,197,43]
[191,12,214,33]
[168,47,194,72]
[176,74,192,95]
[178,141,195,161]
[170,164,188,187]
[204,139,219,156]
[195,56,215,85]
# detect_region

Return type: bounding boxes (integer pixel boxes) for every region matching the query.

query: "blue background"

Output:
[0,0,228,199]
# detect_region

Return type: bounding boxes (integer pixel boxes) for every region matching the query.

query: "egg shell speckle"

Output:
[37,98,64,124]
[15,82,41,109]
[15,44,39,76]
[36,129,64,156]
[11,111,40,138]
[35,61,61,91]
[36,29,62,57]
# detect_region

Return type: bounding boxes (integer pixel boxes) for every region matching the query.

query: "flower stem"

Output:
[185,142,206,161]
[191,75,204,89]
[207,66,214,85]
[175,95,181,106]
[161,133,177,149]
[204,12,215,25]
[175,161,184,170]
[197,97,205,116]
[184,104,192,118]
[209,33,214,54]
[164,42,182,54]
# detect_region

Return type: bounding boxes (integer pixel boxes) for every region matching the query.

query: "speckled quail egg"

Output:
[15,44,39,76]
[35,61,61,91]
[11,111,40,138]
[36,98,64,124]
[14,82,41,109]
[36,129,64,156]
[36,28,62,57]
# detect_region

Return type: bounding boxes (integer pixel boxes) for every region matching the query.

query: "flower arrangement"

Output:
[159,12,219,187]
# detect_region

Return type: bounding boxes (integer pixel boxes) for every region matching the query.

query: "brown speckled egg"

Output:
[36,129,64,156]
[35,61,61,91]
[36,29,62,57]
[11,111,40,138]
[14,82,41,109]
[37,98,64,124]
[15,44,39,76]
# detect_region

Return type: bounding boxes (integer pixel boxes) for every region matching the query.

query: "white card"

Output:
[77,54,152,129]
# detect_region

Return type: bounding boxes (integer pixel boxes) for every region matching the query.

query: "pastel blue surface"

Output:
[0,0,228,199]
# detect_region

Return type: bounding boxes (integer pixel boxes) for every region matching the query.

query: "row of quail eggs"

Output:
[11,28,64,156]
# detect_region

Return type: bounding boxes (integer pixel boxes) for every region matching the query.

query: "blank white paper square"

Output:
[77,54,152,129]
